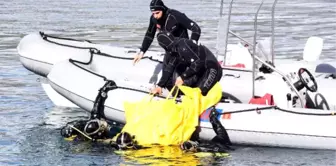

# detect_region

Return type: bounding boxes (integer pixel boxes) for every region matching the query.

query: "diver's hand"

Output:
[133,51,144,65]
[175,76,184,86]
[150,86,162,95]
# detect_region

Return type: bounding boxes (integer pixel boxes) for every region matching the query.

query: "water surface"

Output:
[0,0,335,165]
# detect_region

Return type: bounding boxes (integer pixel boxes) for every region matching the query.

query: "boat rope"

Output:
[39,31,163,63]
[218,106,336,116]
[39,32,96,50]
[39,31,93,43]
[68,50,177,101]
[39,32,254,73]
[68,49,160,81]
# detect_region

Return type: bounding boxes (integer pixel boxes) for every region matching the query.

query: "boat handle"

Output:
[223,74,240,78]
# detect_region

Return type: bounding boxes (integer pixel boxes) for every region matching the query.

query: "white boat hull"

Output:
[41,80,79,108]
[17,33,336,108]
[46,56,336,150]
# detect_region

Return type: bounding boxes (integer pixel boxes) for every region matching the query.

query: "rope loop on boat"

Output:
[67,52,179,101]
[219,105,336,116]
[256,107,261,114]
[39,31,92,43]
[38,32,256,71]
[39,32,163,63]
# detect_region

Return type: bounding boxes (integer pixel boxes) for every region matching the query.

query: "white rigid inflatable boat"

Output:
[17,32,167,78]
[15,31,254,107]
[16,0,336,150]
[16,0,336,108]
[46,50,336,150]
[17,32,336,79]
[17,32,336,108]
[16,32,165,107]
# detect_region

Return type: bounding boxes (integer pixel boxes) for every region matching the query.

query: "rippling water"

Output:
[0,0,335,165]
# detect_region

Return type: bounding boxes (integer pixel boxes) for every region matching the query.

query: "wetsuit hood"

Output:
[157,31,177,51]
[116,132,136,149]
[150,0,168,12]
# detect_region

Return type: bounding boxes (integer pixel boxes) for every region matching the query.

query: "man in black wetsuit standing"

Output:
[133,0,201,64]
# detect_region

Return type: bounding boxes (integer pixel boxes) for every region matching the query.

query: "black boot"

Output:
[209,106,233,148]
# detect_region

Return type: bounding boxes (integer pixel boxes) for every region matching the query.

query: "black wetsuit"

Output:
[156,32,222,96]
[181,107,233,153]
[140,0,201,54]
[60,119,144,150]
[60,119,122,141]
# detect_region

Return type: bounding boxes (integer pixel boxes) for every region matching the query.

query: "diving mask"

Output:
[83,119,109,136]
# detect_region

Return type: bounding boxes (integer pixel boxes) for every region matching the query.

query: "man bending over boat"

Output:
[133,0,201,64]
[150,31,222,96]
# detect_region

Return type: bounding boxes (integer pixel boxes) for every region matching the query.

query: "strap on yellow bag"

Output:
[179,82,223,112]
[121,82,222,146]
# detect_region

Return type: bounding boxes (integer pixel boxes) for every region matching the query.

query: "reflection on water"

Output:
[43,107,90,129]
[115,145,229,165]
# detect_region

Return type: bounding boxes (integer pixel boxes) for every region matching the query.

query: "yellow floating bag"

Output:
[121,82,222,146]
[178,82,223,113]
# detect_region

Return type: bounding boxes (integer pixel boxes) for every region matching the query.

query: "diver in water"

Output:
[133,0,201,65]
[60,80,232,152]
[60,108,232,153]
[61,119,141,150]
[60,80,142,150]
[151,31,223,97]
